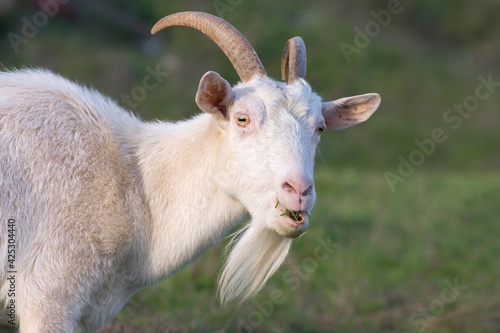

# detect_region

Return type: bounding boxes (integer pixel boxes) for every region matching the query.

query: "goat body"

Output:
[0,11,380,332]
[0,68,256,331]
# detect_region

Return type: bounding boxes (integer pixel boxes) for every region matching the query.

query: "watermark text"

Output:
[6,218,17,326]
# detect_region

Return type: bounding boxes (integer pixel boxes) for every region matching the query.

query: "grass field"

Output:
[1,1,499,332]
[96,168,500,333]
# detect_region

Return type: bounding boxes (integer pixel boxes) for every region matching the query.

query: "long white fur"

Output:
[0,69,326,332]
[218,222,293,305]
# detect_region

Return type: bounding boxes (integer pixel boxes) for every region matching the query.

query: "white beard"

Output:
[218,220,292,305]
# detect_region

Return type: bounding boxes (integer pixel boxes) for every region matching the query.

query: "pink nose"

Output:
[282,178,313,197]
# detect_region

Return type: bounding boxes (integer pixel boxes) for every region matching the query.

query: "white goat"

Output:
[0,11,381,333]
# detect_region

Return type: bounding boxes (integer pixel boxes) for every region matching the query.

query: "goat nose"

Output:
[282,178,313,197]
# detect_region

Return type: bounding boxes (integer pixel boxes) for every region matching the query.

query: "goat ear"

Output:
[196,71,233,119]
[322,93,381,130]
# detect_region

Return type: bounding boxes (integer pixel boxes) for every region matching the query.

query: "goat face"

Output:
[196,71,380,238]
[153,12,380,238]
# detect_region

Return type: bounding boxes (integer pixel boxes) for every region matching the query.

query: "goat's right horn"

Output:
[281,36,307,84]
[152,11,267,82]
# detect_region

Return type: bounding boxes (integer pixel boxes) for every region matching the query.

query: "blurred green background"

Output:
[1,0,499,332]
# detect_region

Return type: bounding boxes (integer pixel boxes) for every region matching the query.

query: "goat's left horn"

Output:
[151,11,267,82]
[281,36,307,84]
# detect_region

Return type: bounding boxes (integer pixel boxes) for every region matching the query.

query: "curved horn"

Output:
[152,11,266,82]
[281,36,307,84]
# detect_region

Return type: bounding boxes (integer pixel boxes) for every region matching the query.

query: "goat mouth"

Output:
[274,202,310,238]
[275,202,309,226]
[275,201,310,230]
[281,210,305,223]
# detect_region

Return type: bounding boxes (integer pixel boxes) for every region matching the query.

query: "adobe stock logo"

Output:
[408,278,468,332]
[384,74,499,192]
[237,236,340,329]
[213,0,243,18]
[120,64,170,109]
[340,0,413,63]
[8,0,70,54]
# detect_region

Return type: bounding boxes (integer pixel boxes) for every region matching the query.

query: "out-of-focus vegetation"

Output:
[1,0,499,332]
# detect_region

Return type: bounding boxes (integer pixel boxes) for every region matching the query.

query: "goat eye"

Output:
[316,126,324,134]
[236,115,250,126]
